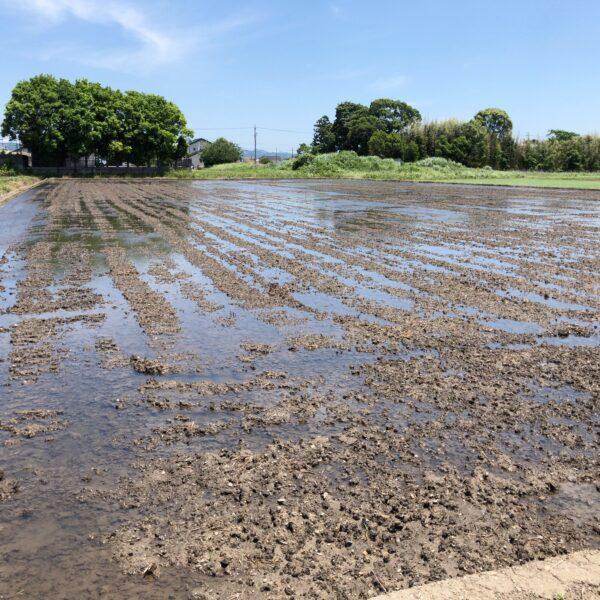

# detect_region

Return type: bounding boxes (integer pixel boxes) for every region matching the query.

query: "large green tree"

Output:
[58,79,106,168]
[474,108,513,168]
[1,75,65,166]
[346,112,383,155]
[369,98,421,133]
[312,115,336,153]
[474,108,513,140]
[2,74,191,167]
[332,101,368,150]
[121,91,191,166]
[368,130,405,159]
[201,137,242,167]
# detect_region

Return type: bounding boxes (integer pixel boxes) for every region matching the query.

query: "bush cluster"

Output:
[201,138,242,167]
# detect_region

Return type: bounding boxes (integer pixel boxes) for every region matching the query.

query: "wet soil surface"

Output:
[0,180,598,599]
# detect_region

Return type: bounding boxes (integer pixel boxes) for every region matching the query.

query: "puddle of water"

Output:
[483,318,544,335]
[544,483,600,527]
[496,288,593,312]
[293,290,358,317]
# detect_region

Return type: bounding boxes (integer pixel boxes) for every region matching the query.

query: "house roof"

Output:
[189,137,211,144]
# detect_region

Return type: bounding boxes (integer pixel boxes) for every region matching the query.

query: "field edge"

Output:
[372,550,600,600]
[0,176,43,206]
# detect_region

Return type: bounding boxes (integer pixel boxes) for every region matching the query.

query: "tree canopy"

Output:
[312,116,336,153]
[368,131,405,159]
[1,74,191,167]
[474,108,513,140]
[303,99,597,172]
[346,112,383,155]
[548,129,580,142]
[332,102,367,150]
[201,137,242,167]
[325,98,421,154]
[369,99,421,133]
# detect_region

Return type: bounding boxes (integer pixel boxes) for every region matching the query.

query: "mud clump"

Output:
[95,338,129,369]
[288,333,347,352]
[130,355,175,376]
[0,409,66,439]
[240,342,273,355]
[9,314,104,382]
[0,469,19,501]
[105,434,593,598]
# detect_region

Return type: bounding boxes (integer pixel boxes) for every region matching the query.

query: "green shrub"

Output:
[0,164,17,176]
[413,157,463,170]
[291,153,314,170]
[368,131,405,159]
[202,137,243,167]
[285,151,400,176]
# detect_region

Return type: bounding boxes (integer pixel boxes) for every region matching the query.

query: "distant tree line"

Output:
[304,100,600,171]
[1,75,191,168]
[516,130,600,171]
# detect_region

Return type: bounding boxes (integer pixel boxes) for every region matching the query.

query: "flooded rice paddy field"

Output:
[0,179,598,599]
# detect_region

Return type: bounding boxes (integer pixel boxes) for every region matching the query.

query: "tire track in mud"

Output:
[6,183,105,384]
[97,183,305,312]
[106,185,450,324]
[202,197,599,320]
[77,184,183,346]
[103,246,180,337]
[96,182,599,347]
[187,212,539,335]
[108,185,408,328]
[240,193,597,318]
[81,180,599,344]
[212,183,598,289]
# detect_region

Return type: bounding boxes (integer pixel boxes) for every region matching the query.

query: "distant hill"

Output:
[243,149,293,159]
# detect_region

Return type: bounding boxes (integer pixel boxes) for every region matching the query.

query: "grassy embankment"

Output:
[2,155,600,193]
[0,175,40,203]
[167,154,600,190]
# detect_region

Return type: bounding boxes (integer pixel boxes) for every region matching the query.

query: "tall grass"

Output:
[0,175,40,198]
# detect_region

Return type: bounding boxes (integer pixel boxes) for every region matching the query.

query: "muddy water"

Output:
[0,180,598,599]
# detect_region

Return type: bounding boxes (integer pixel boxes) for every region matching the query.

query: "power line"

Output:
[188,125,308,165]
[190,127,254,131]
[190,126,311,135]
[257,127,312,134]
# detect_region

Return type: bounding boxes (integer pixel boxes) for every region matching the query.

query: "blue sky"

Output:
[1,0,599,151]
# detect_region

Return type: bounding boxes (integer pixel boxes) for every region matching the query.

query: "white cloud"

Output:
[29,0,180,67]
[369,75,408,93]
[3,0,252,72]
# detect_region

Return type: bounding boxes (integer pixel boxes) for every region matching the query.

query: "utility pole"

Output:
[275,147,278,163]
[254,125,257,165]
